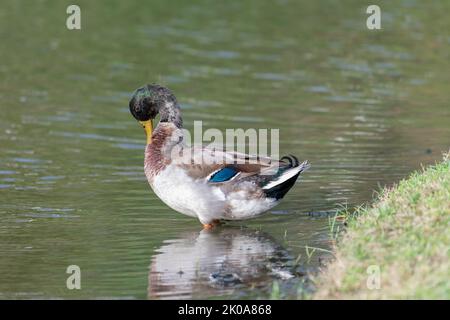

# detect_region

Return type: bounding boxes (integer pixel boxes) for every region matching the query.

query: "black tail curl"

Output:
[263,156,310,200]
[280,154,300,168]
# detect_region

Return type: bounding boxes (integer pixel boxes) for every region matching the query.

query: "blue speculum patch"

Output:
[209,167,239,182]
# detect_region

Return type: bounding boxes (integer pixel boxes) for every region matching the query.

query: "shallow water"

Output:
[0,1,449,299]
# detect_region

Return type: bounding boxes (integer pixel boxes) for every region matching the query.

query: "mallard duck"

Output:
[129,84,309,228]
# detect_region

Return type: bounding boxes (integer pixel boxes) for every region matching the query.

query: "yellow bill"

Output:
[139,120,153,145]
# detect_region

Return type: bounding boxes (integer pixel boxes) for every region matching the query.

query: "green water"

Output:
[0,0,449,299]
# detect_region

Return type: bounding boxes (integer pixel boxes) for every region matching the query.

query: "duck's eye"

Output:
[130,97,155,121]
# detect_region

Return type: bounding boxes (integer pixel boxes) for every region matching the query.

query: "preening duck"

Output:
[129,84,309,228]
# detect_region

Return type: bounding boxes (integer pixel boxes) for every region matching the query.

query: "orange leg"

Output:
[202,219,221,229]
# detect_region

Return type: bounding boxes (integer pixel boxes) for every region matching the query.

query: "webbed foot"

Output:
[202,219,221,229]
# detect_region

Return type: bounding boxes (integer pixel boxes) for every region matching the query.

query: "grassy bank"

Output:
[314,153,450,299]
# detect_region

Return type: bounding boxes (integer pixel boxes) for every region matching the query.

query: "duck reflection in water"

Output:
[148,227,296,299]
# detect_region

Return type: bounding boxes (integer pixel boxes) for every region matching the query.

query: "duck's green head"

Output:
[129,84,177,144]
[129,84,165,121]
